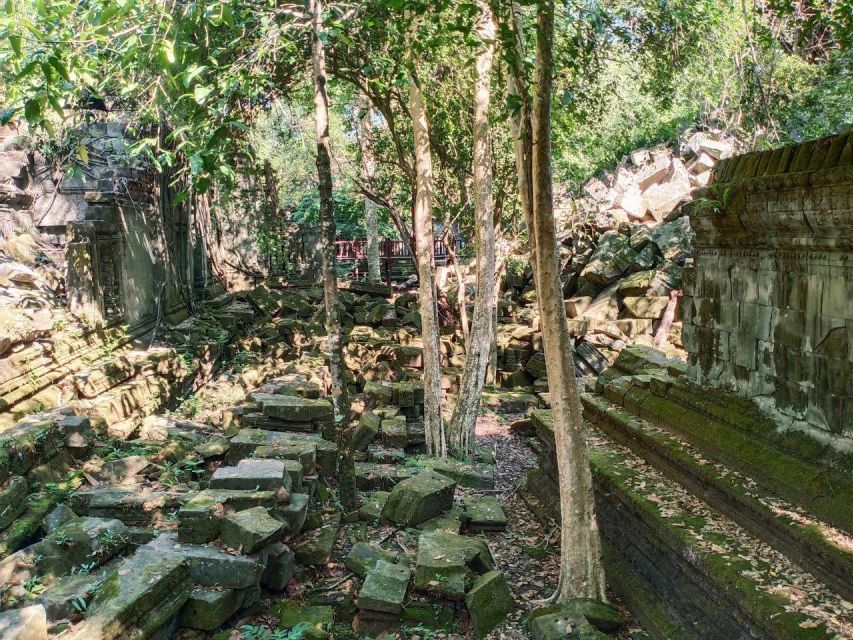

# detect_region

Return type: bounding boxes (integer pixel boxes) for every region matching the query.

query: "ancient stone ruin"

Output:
[0,131,850,640]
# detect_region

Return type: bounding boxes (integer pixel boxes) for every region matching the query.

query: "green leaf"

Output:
[188,153,204,175]
[8,34,22,58]
[77,145,89,164]
[0,108,17,126]
[23,98,41,125]
[193,85,212,104]
[172,190,189,206]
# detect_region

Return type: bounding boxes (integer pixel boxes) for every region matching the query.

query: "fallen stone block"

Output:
[413,531,495,601]
[68,486,188,527]
[528,600,622,634]
[64,549,192,640]
[260,395,333,422]
[276,492,310,535]
[0,604,47,640]
[465,570,514,638]
[261,542,295,590]
[417,504,464,534]
[359,491,390,522]
[355,462,416,491]
[345,542,399,578]
[0,418,62,475]
[178,489,275,544]
[33,568,110,622]
[210,458,290,492]
[381,470,456,527]
[178,586,245,631]
[358,560,410,616]
[480,390,539,414]
[621,296,671,320]
[0,516,128,587]
[294,513,341,565]
[143,532,262,589]
[463,497,508,532]
[381,416,408,449]
[41,504,78,533]
[352,411,381,451]
[0,476,28,531]
[416,457,495,490]
[230,429,317,473]
[275,602,334,640]
[220,505,288,553]
[92,455,151,484]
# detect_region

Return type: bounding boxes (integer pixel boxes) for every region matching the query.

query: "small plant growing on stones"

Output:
[71,562,98,576]
[22,576,45,599]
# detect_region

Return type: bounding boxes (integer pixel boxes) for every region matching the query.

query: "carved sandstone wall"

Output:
[683,133,852,437]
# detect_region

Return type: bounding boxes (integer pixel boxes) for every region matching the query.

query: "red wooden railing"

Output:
[335,238,451,285]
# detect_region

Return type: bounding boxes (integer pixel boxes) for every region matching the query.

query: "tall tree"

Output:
[449,0,497,455]
[408,55,446,458]
[503,0,606,601]
[311,0,355,507]
[357,97,382,283]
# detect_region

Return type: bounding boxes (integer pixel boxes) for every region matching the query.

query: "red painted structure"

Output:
[335,238,451,285]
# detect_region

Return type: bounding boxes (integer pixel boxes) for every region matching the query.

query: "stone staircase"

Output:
[521,345,853,639]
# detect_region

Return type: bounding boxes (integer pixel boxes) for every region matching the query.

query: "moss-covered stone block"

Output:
[465,570,513,638]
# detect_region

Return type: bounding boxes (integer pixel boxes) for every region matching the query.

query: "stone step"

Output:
[583,392,853,602]
[524,409,853,638]
[587,439,852,639]
[598,375,853,535]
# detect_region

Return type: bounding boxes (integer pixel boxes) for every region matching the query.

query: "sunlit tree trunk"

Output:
[530,0,606,601]
[311,0,355,507]
[408,64,446,458]
[450,0,497,455]
[358,97,381,282]
[505,0,606,601]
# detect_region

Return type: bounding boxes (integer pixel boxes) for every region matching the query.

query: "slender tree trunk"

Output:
[311,0,355,507]
[449,0,497,455]
[528,0,606,601]
[408,65,446,458]
[358,98,381,282]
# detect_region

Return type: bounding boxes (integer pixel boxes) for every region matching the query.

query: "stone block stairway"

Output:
[521,345,853,639]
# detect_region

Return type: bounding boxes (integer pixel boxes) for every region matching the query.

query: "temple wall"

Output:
[683,133,852,437]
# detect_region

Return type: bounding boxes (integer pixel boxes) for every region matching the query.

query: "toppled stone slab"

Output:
[351,411,381,451]
[230,429,316,473]
[418,504,464,534]
[0,516,128,587]
[261,542,295,590]
[65,549,192,640]
[0,476,28,531]
[276,603,334,640]
[480,390,539,413]
[210,458,290,492]
[359,491,390,522]
[68,485,188,527]
[260,394,333,422]
[34,568,111,621]
[359,559,410,616]
[221,505,287,553]
[178,586,245,631]
[178,489,275,543]
[527,599,622,640]
[381,470,456,527]
[465,571,514,638]
[464,497,508,532]
[294,513,341,565]
[413,531,495,601]
[356,462,416,490]
[416,457,495,489]
[345,542,399,577]
[92,455,151,484]
[143,532,262,589]
[0,604,47,640]
[528,600,622,634]
[276,492,310,535]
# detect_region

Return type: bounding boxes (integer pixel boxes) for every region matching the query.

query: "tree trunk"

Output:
[311,0,355,508]
[529,0,606,602]
[358,98,381,282]
[449,0,497,456]
[408,65,446,458]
